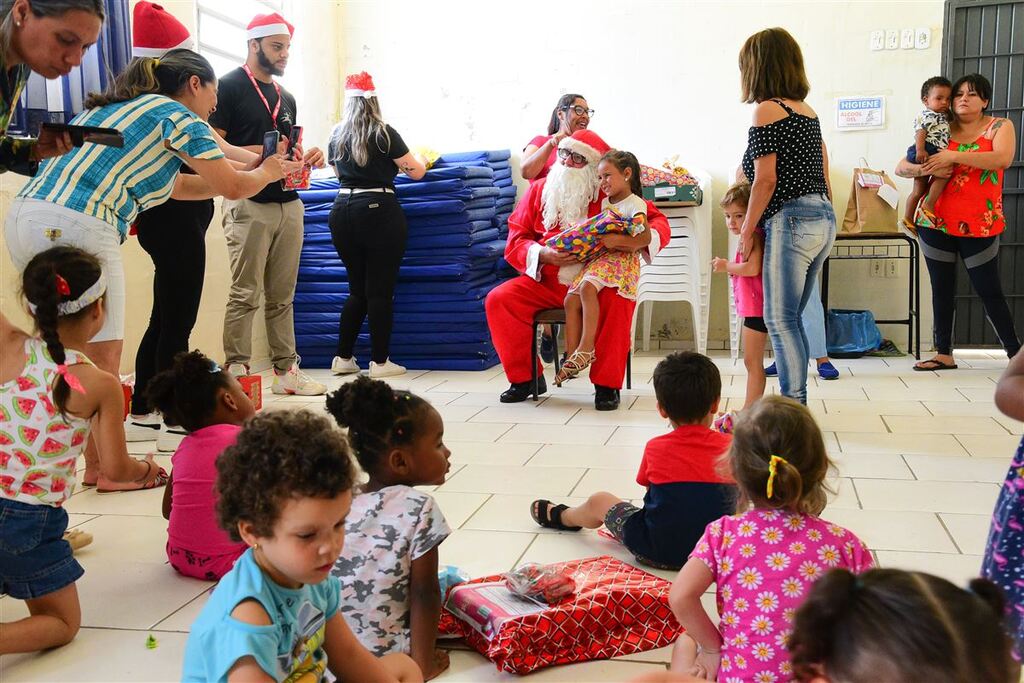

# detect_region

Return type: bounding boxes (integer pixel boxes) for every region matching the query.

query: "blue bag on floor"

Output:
[826,309,883,357]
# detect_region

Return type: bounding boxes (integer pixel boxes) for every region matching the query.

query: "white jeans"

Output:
[4,198,126,342]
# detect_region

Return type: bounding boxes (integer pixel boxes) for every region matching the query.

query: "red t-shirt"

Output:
[525,134,557,183]
[636,424,733,486]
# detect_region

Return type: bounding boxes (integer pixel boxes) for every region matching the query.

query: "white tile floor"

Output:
[2,351,1018,682]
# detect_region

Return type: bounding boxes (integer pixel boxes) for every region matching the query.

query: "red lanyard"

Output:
[243,64,281,124]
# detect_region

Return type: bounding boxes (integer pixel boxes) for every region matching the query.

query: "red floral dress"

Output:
[932,119,1005,237]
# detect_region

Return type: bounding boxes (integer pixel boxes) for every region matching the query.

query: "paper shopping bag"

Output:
[841,166,899,233]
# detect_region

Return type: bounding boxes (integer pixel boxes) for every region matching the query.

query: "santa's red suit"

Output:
[486,179,671,389]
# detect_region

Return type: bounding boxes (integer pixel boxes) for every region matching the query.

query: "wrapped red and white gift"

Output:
[443,556,683,674]
[544,209,641,262]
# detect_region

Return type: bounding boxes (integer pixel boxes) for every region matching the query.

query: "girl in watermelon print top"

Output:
[0,246,165,656]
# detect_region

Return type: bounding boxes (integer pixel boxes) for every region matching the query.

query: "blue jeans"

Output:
[763,194,837,404]
[803,277,828,360]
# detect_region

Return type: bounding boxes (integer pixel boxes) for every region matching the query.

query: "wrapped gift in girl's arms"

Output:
[544,208,641,262]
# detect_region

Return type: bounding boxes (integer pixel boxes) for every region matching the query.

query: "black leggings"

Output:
[131,199,215,415]
[918,228,1020,358]
[328,192,407,363]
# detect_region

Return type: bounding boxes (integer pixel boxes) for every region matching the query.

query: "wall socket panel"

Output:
[870,260,899,278]
[871,27,931,50]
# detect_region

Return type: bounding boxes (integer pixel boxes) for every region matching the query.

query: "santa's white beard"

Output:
[541,162,600,231]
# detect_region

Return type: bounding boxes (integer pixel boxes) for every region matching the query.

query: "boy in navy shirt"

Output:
[530,352,734,569]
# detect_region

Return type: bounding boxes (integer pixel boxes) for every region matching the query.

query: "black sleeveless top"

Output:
[741,99,828,225]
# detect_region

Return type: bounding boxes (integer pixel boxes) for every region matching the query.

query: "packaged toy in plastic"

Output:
[504,562,576,604]
[444,555,682,674]
[545,209,634,262]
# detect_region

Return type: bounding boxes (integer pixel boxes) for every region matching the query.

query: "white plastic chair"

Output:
[631,170,713,355]
[727,229,742,360]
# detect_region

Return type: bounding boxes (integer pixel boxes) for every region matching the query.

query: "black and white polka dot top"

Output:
[741,99,828,225]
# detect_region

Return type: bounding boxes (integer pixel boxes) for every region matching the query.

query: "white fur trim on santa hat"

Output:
[132,36,193,57]
[558,136,603,164]
[248,23,292,39]
[344,89,377,99]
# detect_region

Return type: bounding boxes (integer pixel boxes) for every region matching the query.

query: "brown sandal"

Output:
[554,350,596,387]
[96,466,169,493]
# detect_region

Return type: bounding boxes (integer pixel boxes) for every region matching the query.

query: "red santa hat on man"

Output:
[247,12,295,40]
[131,2,193,57]
[558,129,611,165]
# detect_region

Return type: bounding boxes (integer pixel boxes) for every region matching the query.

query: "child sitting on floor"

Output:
[556,150,649,386]
[182,410,421,682]
[532,352,735,570]
[668,396,872,682]
[0,247,165,656]
[789,568,1019,683]
[326,376,452,681]
[711,181,767,411]
[147,350,253,580]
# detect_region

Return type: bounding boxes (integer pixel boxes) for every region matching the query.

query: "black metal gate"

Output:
[942,0,1023,347]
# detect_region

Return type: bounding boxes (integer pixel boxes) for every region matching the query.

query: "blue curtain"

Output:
[9,0,131,134]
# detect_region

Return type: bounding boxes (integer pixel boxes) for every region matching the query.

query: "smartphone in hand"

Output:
[41,122,124,148]
[261,130,280,161]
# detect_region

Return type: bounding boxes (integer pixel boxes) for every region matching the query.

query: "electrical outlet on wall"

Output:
[870,30,885,51]
[915,28,931,49]
[901,28,915,49]
[886,259,898,278]
[871,260,884,277]
[886,29,899,50]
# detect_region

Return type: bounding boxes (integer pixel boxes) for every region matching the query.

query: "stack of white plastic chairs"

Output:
[727,228,742,360]
[631,170,713,355]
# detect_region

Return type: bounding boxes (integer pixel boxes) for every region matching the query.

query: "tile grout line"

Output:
[147,587,214,631]
[456,493,494,531]
[935,513,964,554]
[900,454,918,481]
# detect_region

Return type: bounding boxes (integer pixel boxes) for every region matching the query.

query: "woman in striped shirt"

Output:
[5,49,288,376]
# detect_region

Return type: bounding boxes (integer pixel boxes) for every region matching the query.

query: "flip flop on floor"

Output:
[530,499,582,531]
[913,358,959,372]
[96,466,169,493]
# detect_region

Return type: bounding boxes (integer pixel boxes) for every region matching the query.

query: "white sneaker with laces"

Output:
[369,359,407,378]
[124,413,163,442]
[226,363,249,378]
[331,356,360,375]
[272,364,327,396]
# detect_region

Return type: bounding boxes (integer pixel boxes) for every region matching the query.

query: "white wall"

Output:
[340,0,946,352]
[0,0,344,374]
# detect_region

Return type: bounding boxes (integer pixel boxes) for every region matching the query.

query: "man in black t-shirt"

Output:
[210,12,327,396]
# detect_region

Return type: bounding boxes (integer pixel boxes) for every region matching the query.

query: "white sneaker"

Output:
[271,364,327,396]
[124,413,162,442]
[369,359,407,378]
[157,427,187,453]
[226,363,249,378]
[331,356,360,375]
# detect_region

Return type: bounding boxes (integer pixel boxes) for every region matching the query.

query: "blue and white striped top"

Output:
[19,94,224,240]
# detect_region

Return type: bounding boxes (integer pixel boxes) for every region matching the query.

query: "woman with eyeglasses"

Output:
[520,93,592,182]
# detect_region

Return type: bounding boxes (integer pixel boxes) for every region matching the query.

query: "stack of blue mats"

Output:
[293,150,519,371]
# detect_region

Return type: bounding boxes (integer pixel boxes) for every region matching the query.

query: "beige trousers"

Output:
[222,198,304,371]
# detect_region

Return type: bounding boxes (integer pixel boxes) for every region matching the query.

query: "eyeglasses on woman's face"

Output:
[563,105,595,117]
[557,148,588,165]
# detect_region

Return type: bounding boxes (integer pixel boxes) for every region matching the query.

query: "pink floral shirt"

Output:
[691,509,873,683]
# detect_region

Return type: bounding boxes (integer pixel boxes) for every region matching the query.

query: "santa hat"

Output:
[131,2,193,57]
[345,72,377,98]
[247,12,294,40]
[559,130,610,164]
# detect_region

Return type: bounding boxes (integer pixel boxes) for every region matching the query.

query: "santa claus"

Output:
[486,130,671,410]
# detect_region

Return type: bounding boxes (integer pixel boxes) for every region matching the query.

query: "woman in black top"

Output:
[738,27,835,405]
[327,72,426,379]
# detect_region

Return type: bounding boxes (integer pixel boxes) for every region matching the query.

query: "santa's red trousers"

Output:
[486,264,634,389]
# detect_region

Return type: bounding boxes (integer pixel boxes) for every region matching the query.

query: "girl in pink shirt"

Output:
[712,182,767,410]
[148,351,254,580]
[669,396,872,683]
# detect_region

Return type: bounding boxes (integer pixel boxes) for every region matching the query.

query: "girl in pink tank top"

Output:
[713,183,768,411]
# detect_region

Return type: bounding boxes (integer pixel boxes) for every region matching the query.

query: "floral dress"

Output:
[982,437,1024,661]
[691,509,873,683]
[932,119,1005,237]
[569,193,647,300]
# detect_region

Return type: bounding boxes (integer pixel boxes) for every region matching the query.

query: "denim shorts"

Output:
[906,142,941,164]
[0,498,84,600]
[603,502,680,570]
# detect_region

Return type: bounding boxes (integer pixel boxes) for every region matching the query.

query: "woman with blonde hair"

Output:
[327,71,427,379]
[737,27,834,405]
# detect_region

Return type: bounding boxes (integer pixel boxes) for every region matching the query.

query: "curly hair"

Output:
[790,568,1018,683]
[146,351,232,431]
[324,375,430,475]
[216,410,356,540]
